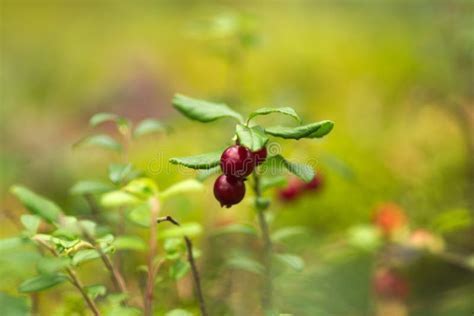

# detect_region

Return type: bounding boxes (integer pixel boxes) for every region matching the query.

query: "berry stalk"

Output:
[252,171,273,313]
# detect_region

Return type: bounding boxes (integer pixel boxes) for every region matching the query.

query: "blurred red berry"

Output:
[305,173,323,191]
[278,177,305,202]
[373,203,407,236]
[373,268,409,300]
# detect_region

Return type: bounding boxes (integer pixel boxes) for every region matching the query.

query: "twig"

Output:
[156,215,209,316]
[81,196,128,294]
[144,197,160,316]
[34,238,101,315]
[252,171,273,312]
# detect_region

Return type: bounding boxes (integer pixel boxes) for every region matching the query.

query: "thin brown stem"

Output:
[34,238,101,315]
[144,197,160,316]
[156,216,209,316]
[252,171,273,313]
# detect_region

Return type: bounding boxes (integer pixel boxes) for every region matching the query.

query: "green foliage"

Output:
[133,119,166,138]
[70,180,114,195]
[226,254,264,275]
[101,191,142,208]
[430,208,472,234]
[108,163,142,184]
[114,236,146,251]
[264,155,315,183]
[165,309,193,316]
[36,257,71,274]
[347,225,382,252]
[248,107,301,123]
[213,223,257,236]
[74,134,123,152]
[0,293,29,316]
[10,185,62,223]
[264,120,334,139]
[127,204,151,228]
[89,113,119,127]
[20,215,41,235]
[160,179,203,201]
[159,223,203,239]
[271,226,308,242]
[123,178,159,199]
[172,94,243,123]
[169,151,222,170]
[196,166,221,182]
[235,124,268,151]
[260,175,287,192]
[18,274,68,293]
[169,259,190,280]
[85,284,107,299]
[275,253,305,271]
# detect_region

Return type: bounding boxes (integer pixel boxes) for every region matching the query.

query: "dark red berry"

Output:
[278,177,305,202]
[253,146,267,166]
[305,173,323,191]
[373,268,409,300]
[213,175,246,208]
[220,145,255,179]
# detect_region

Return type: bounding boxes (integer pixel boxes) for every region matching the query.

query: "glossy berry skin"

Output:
[253,147,267,166]
[213,175,246,208]
[220,145,255,179]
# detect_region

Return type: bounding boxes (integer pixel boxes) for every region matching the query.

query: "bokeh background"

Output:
[1,1,473,315]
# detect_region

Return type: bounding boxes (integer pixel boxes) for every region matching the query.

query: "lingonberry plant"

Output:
[169,93,334,313]
[7,113,209,315]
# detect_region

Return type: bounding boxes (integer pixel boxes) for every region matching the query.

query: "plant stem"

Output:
[34,238,101,315]
[81,196,128,294]
[157,216,209,316]
[252,172,273,313]
[144,197,160,316]
[66,267,101,316]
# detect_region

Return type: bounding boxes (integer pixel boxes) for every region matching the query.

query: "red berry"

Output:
[373,269,409,300]
[305,173,323,191]
[213,175,246,208]
[253,147,267,166]
[220,145,255,179]
[373,203,407,236]
[278,177,305,202]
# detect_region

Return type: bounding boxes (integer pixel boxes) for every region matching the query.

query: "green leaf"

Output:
[260,175,287,192]
[0,237,26,251]
[70,180,114,195]
[264,120,334,139]
[159,223,203,239]
[90,113,118,127]
[172,94,243,123]
[275,253,305,271]
[430,208,472,234]
[21,215,41,234]
[36,257,70,274]
[0,293,29,316]
[127,204,150,228]
[271,226,308,242]
[114,236,146,251]
[18,274,68,293]
[72,249,101,266]
[347,225,382,252]
[86,284,107,299]
[169,259,190,280]
[165,309,193,316]
[160,179,203,200]
[265,155,315,183]
[213,224,257,236]
[74,134,122,152]
[248,107,301,123]
[235,124,269,151]
[196,166,221,182]
[101,191,142,208]
[108,163,142,184]
[226,255,264,275]
[169,151,221,170]
[10,185,62,223]
[123,178,159,199]
[133,119,166,138]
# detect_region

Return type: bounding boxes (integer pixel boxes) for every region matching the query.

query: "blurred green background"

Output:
[1,1,473,315]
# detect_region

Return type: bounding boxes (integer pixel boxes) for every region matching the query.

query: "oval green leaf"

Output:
[18,274,68,293]
[169,151,222,170]
[172,94,243,123]
[10,186,62,223]
[264,120,334,139]
[74,134,122,152]
[235,124,269,151]
[248,107,301,123]
[133,119,166,138]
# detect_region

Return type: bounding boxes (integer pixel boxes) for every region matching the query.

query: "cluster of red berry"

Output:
[278,173,323,202]
[213,145,267,208]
